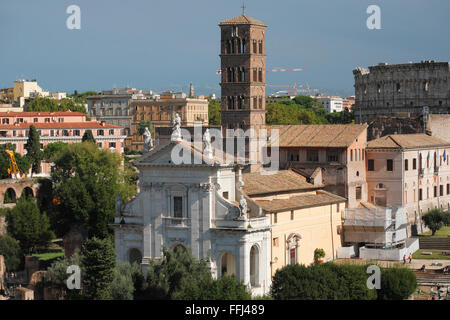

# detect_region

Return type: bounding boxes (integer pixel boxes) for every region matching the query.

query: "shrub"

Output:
[378,267,417,300]
[0,234,23,271]
[422,209,446,235]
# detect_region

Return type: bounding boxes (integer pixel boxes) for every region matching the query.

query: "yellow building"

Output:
[242,169,345,276]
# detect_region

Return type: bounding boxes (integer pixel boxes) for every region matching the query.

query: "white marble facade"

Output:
[114,140,272,296]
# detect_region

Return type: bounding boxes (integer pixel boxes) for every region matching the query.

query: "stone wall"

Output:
[427,114,450,142]
[354,61,450,124]
[367,115,424,141]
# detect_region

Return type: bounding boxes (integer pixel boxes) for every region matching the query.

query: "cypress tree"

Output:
[25,125,43,175]
[82,129,96,143]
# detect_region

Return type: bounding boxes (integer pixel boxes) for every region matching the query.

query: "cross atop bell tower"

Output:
[218,14,267,134]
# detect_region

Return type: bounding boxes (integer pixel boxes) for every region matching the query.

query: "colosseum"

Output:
[353,60,450,124]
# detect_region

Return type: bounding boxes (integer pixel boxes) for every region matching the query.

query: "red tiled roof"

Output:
[367,134,450,149]
[267,124,367,148]
[0,111,86,117]
[253,190,345,212]
[219,15,266,27]
[242,169,318,196]
[0,122,121,129]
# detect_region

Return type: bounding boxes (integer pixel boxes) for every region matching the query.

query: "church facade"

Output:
[114,139,272,296]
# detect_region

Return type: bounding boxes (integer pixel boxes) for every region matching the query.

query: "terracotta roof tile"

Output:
[0,122,121,129]
[219,15,266,27]
[0,111,86,117]
[367,134,450,149]
[267,124,367,148]
[254,191,345,212]
[242,169,318,196]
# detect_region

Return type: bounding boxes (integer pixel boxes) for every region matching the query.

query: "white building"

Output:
[317,96,343,113]
[114,139,272,296]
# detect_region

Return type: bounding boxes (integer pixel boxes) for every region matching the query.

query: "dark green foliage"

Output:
[109,262,141,300]
[138,247,249,300]
[266,95,354,125]
[208,98,221,125]
[81,237,116,300]
[5,197,54,254]
[0,234,23,271]
[26,97,87,114]
[378,267,417,300]
[69,91,99,104]
[81,130,96,143]
[442,211,450,226]
[50,142,133,238]
[422,209,446,235]
[43,142,69,162]
[137,120,153,136]
[271,263,377,300]
[0,143,31,179]
[25,125,43,175]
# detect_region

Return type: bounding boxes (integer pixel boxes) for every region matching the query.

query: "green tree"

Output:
[0,234,22,271]
[50,142,134,238]
[5,197,54,254]
[26,97,59,112]
[43,142,69,162]
[44,250,83,290]
[137,120,153,136]
[378,267,417,300]
[208,98,221,125]
[81,237,116,300]
[422,209,446,235]
[81,130,96,143]
[109,262,141,300]
[293,95,322,109]
[25,125,43,175]
[271,263,377,300]
[298,109,321,124]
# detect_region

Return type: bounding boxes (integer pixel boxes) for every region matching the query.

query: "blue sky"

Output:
[1,0,449,97]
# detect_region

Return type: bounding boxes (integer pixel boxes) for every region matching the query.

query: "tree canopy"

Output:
[208,98,221,125]
[5,196,54,254]
[422,209,450,235]
[25,125,43,175]
[81,130,96,143]
[50,142,136,238]
[26,97,87,114]
[0,234,22,271]
[43,142,69,162]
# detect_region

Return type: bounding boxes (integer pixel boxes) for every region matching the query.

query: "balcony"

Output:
[163,217,191,228]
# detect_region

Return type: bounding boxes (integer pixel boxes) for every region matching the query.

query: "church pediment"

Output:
[134,140,219,167]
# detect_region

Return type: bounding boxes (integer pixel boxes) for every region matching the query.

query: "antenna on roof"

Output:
[241,1,246,15]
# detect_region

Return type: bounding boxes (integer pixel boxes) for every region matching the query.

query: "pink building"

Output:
[366,133,450,234]
[0,111,126,175]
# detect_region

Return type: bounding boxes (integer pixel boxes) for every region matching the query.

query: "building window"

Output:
[273,238,279,247]
[173,196,183,218]
[440,185,443,196]
[289,248,296,265]
[2,118,9,124]
[50,130,54,137]
[34,118,38,123]
[58,118,64,123]
[447,184,450,195]
[356,186,362,200]
[222,192,229,199]
[405,159,408,171]
[350,150,353,161]
[368,159,374,171]
[327,150,339,162]
[45,118,50,123]
[62,130,69,136]
[419,188,423,201]
[74,130,80,136]
[387,159,393,171]
[97,129,104,136]
[109,142,116,148]
[274,213,277,224]
[290,210,294,221]
[307,149,319,162]
[109,129,114,135]
[413,158,417,170]
[434,186,437,198]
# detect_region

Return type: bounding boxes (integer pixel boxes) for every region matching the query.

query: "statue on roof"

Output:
[203,128,212,158]
[239,194,248,220]
[143,127,153,153]
[171,113,182,141]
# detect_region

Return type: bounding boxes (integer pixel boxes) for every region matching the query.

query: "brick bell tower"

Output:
[219,14,267,133]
